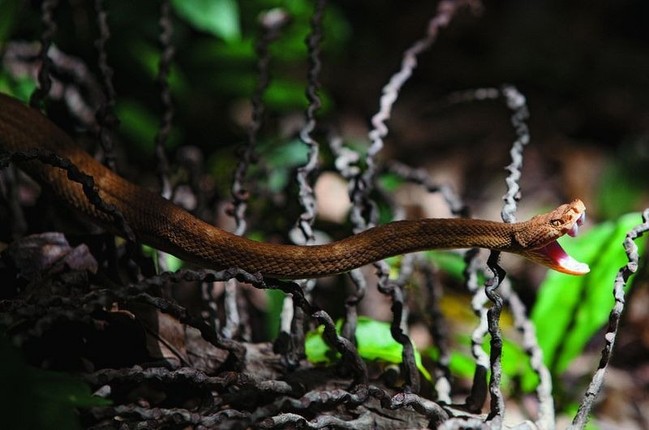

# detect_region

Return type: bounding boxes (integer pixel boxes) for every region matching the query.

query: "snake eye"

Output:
[550,219,562,227]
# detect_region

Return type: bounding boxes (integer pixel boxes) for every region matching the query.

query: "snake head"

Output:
[516,199,590,275]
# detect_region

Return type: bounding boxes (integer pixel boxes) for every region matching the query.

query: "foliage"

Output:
[531,211,646,380]
[0,334,111,430]
[172,0,241,42]
[0,0,23,42]
[303,211,646,398]
[437,211,646,393]
[597,144,649,219]
[305,316,432,382]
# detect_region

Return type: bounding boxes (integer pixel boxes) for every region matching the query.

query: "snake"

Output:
[0,93,589,279]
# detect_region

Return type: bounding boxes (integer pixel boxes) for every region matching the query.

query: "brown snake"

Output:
[0,93,589,279]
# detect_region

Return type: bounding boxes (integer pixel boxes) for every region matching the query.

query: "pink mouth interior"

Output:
[537,241,590,275]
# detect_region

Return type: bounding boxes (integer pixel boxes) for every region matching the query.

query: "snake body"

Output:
[0,93,589,278]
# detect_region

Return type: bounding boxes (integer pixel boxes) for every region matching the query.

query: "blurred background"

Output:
[2,1,648,214]
[1,1,647,213]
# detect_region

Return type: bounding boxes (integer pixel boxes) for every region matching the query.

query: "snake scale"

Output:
[0,93,589,278]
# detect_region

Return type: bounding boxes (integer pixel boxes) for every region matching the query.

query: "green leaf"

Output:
[172,0,240,41]
[0,73,37,101]
[264,79,309,111]
[305,316,432,382]
[597,154,648,219]
[115,99,182,156]
[128,41,189,94]
[426,250,481,281]
[426,334,537,391]
[30,369,111,408]
[254,138,309,192]
[531,212,647,376]
[377,172,404,193]
[0,334,110,430]
[141,245,185,272]
[115,100,159,153]
[265,289,285,340]
[0,0,22,42]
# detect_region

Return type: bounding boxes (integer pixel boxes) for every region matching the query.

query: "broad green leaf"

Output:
[424,334,538,393]
[0,334,110,430]
[172,0,240,41]
[163,253,185,272]
[305,316,432,382]
[532,212,646,376]
[424,346,476,378]
[451,314,537,388]
[142,245,185,273]
[265,289,286,339]
[0,74,36,101]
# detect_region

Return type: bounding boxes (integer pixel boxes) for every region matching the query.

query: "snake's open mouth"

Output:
[532,212,590,275]
[535,241,590,275]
